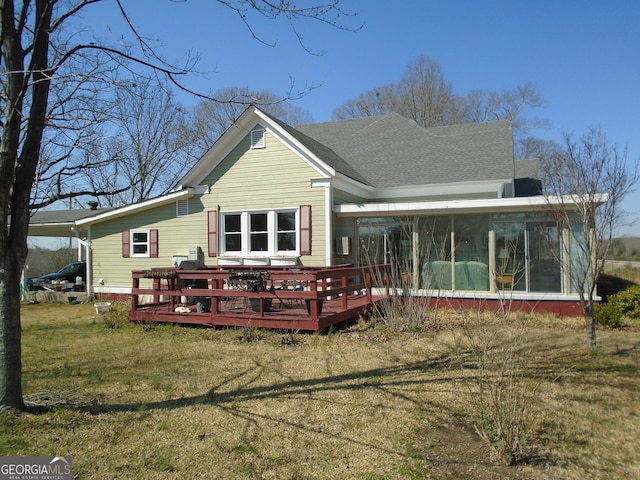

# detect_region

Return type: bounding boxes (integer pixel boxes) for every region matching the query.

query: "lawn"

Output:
[3,301,639,479]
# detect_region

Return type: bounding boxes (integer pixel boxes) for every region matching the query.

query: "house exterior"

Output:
[29,106,602,315]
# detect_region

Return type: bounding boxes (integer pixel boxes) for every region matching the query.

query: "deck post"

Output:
[131,276,140,311]
[342,273,348,309]
[210,278,220,315]
[169,277,176,311]
[152,278,160,304]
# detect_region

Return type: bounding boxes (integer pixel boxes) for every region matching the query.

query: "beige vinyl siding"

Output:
[332,214,358,265]
[90,129,329,289]
[90,199,209,287]
[201,129,327,265]
[332,189,365,265]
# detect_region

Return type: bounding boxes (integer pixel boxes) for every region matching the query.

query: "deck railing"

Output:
[130,264,390,328]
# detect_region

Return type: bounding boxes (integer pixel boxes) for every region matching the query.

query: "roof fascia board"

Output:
[330,173,375,197]
[76,188,194,226]
[310,178,332,188]
[334,194,609,217]
[253,109,335,179]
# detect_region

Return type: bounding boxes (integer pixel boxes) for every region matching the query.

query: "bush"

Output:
[452,313,539,466]
[595,302,625,328]
[613,285,640,318]
[596,285,640,327]
[100,301,130,329]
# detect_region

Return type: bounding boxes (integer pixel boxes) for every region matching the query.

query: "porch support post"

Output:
[488,228,496,293]
[412,227,419,290]
[325,184,333,267]
[450,228,456,290]
[563,225,571,295]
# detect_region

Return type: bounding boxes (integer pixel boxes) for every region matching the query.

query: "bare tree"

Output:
[517,136,558,163]
[542,128,639,349]
[332,56,456,126]
[77,77,193,207]
[395,55,456,127]
[332,56,546,155]
[456,83,548,159]
[189,87,313,160]
[0,0,358,411]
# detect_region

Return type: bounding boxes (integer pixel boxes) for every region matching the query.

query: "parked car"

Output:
[29,261,86,291]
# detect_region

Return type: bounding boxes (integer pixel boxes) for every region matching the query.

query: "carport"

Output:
[22,208,112,296]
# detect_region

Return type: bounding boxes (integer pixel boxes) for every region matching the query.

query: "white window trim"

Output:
[221,209,299,257]
[130,229,151,258]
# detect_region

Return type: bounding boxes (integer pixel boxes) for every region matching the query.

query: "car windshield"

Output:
[59,264,81,274]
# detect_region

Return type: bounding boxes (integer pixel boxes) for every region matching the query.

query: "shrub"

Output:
[451,313,540,466]
[596,285,640,327]
[595,302,624,328]
[100,301,130,329]
[613,285,640,318]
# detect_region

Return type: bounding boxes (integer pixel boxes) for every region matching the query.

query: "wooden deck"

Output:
[129,265,389,331]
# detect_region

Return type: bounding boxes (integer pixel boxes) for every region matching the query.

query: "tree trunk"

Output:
[0,257,25,411]
[584,301,597,350]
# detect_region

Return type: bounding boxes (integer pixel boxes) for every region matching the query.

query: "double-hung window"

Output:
[131,230,151,257]
[224,214,242,252]
[276,212,296,251]
[221,209,298,256]
[250,213,269,252]
[122,228,159,258]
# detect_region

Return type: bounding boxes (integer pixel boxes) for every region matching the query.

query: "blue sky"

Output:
[78,0,639,234]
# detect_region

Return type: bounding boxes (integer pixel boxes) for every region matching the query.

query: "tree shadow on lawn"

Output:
[79,353,457,416]
[72,352,552,477]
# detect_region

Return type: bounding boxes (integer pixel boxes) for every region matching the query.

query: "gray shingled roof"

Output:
[294,114,515,188]
[261,112,369,184]
[28,208,112,225]
[514,158,541,180]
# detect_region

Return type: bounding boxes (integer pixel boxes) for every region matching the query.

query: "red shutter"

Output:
[208,210,218,257]
[150,229,159,258]
[300,205,312,256]
[122,230,130,258]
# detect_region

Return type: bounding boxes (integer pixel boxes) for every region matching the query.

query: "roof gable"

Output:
[177,107,515,196]
[177,106,362,188]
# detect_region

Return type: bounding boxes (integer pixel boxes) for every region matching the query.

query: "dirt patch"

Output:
[415,420,539,479]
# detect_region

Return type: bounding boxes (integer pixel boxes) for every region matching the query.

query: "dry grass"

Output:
[3,301,639,479]
[604,261,640,285]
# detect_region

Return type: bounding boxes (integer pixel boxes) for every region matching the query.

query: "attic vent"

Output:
[250,128,265,149]
[176,199,189,217]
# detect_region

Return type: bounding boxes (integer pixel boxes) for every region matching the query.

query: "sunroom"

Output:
[336,196,588,302]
